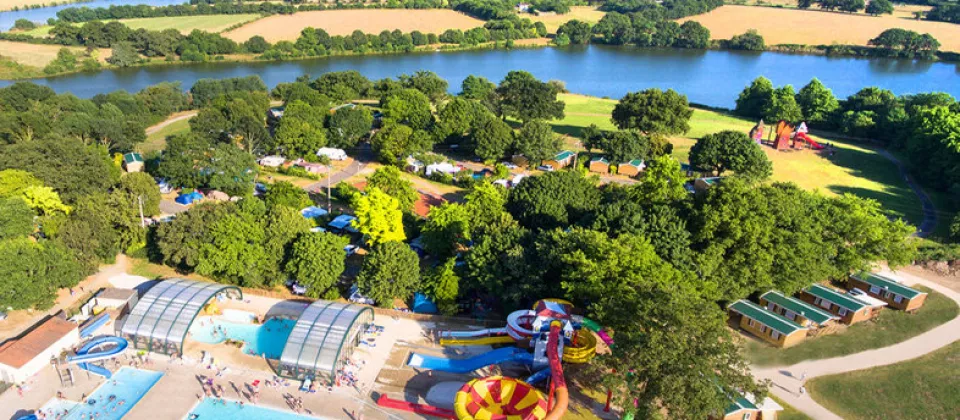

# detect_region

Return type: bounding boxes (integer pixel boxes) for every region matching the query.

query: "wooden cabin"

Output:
[848,272,927,312]
[728,300,808,348]
[798,284,881,325]
[759,290,838,330]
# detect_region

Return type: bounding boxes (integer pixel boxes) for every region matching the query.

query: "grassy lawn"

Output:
[743,286,958,367]
[552,94,926,226]
[523,6,607,34]
[771,395,812,420]
[807,340,960,420]
[23,14,262,37]
[142,116,191,153]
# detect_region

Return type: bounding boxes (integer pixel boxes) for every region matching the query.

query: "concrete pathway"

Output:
[304,143,373,194]
[752,268,960,419]
[876,149,938,237]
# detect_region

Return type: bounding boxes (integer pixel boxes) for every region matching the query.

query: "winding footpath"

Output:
[876,149,938,237]
[752,268,960,419]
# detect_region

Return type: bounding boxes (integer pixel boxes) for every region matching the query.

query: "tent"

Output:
[412,293,438,314]
[175,191,203,205]
[301,206,329,219]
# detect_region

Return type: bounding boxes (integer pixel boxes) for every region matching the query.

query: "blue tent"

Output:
[412,292,438,314]
[175,191,203,205]
[301,206,329,219]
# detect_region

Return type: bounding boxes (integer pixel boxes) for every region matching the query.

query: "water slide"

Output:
[439,336,516,346]
[525,368,551,385]
[407,347,533,374]
[544,322,569,420]
[67,336,128,378]
[376,394,456,419]
[578,317,615,347]
[79,313,111,338]
[795,132,824,150]
[439,327,507,339]
[454,376,547,419]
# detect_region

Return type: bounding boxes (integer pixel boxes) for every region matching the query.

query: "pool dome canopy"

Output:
[277,301,373,381]
[121,278,242,355]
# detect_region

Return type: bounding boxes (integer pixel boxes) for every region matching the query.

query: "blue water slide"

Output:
[406,347,533,374]
[525,368,551,385]
[67,336,128,378]
[79,313,111,338]
[77,362,112,378]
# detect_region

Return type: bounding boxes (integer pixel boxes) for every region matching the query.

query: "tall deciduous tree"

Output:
[460,75,496,101]
[764,85,804,122]
[367,166,418,214]
[0,238,82,310]
[464,181,509,230]
[286,232,349,299]
[507,170,601,230]
[272,100,327,158]
[472,113,514,161]
[633,155,689,203]
[264,181,313,210]
[734,76,775,120]
[514,120,562,164]
[423,258,460,315]
[118,172,160,217]
[196,201,268,287]
[612,89,692,135]
[352,187,406,245]
[421,203,471,258]
[495,71,565,122]
[381,88,433,130]
[0,197,34,240]
[327,106,373,149]
[797,78,839,126]
[356,240,420,307]
[689,130,773,180]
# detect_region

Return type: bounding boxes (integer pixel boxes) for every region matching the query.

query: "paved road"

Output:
[752,268,960,419]
[304,143,374,194]
[876,149,937,237]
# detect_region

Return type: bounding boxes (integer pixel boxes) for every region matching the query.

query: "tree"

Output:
[56,193,119,273]
[196,201,268,287]
[421,203,471,258]
[352,187,406,246]
[726,29,765,51]
[371,123,432,164]
[866,0,894,15]
[367,166,418,213]
[676,21,711,49]
[557,20,593,44]
[472,114,514,161]
[327,106,372,148]
[514,120,562,164]
[153,202,234,271]
[399,71,448,103]
[118,172,160,217]
[21,186,70,216]
[243,35,271,53]
[423,258,460,315]
[463,219,544,309]
[264,181,312,210]
[507,170,600,230]
[262,204,311,284]
[381,88,433,130]
[598,130,651,163]
[272,100,327,158]
[286,232,349,299]
[797,78,839,126]
[0,238,82,310]
[0,137,118,203]
[13,19,36,31]
[106,42,141,67]
[356,241,420,307]
[464,181,509,229]
[633,155,688,203]
[207,144,258,196]
[734,77,775,119]
[593,12,635,45]
[0,197,34,240]
[495,71,565,122]
[764,85,803,122]
[689,130,772,179]
[838,0,866,13]
[612,89,692,135]
[0,169,42,197]
[460,75,496,101]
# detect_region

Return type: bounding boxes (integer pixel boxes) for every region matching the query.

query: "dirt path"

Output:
[875,149,938,237]
[752,268,960,419]
[146,110,198,136]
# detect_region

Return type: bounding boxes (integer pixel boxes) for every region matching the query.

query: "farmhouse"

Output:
[759,290,838,330]
[617,159,645,177]
[588,157,609,173]
[719,393,783,420]
[122,152,144,173]
[728,300,808,348]
[848,272,927,312]
[543,150,575,169]
[799,284,880,325]
[0,316,80,384]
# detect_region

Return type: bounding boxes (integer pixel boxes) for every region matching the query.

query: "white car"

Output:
[502,162,518,169]
[537,164,555,172]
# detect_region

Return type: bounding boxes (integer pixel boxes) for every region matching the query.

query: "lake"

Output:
[0,0,187,30]
[5,45,959,108]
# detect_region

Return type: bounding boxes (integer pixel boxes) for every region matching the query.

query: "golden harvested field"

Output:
[224,9,484,43]
[678,5,960,52]
[524,6,607,33]
[0,40,109,67]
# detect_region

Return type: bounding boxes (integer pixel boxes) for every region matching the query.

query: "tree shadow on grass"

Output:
[827,185,921,226]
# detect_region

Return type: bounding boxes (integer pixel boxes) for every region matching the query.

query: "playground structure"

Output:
[770,120,824,151]
[380,299,613,420]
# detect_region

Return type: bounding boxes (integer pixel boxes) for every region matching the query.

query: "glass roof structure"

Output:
[277,301,374,381]
[120,278,242,356]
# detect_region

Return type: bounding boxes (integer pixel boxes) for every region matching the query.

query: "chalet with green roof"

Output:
[799,284,881,325]
[728,300,808,348]
[617,159,645,177]
[122,152,144,173]
[849,272,927,312]
[719,392,783,420]
[543,150,575,169]
[759,290,838,329]
[588,157,609,174]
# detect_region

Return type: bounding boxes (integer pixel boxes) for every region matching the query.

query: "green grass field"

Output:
[771,396,812,420]
[143,116,191,153]
[552,94,927,226]
[22,14,261,37]
[743,286,958,367]
[807,340,960,420]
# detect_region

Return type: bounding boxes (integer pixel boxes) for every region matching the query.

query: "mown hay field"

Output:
[21,14,262,37]
[524,6,607,33]
[224,9,484,43]
[0,40,108,67]
[677,5,960,52]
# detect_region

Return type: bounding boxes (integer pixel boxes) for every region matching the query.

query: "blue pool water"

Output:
[67,367,163,420]
[190,317,295,359]
[187,398,324,420]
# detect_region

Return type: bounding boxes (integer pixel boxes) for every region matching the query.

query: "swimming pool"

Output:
[189,317,296,359]
[187,397,326,420]
[66,367,163,420]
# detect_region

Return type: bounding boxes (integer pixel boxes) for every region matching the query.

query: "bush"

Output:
[725,29,765,51]
[13,19,36,31]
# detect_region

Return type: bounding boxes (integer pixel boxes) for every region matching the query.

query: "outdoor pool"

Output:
[65,367,163,420]
[190,317,295,359]
[187,398,326,420]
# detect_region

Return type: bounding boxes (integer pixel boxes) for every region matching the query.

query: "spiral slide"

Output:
[454,376,547,420]
[408,347,533,374]
[67,336,128,378]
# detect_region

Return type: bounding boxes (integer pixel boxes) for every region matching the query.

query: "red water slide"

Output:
[376,394,457,419]
[795,132,824,150]
[544,321,569,420]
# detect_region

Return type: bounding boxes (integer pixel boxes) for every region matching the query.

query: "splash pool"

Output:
[47,367,164,420]
[187,398,326,420]
[190,317,295,359]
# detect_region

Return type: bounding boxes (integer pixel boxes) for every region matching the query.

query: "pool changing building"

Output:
[121,279,374,382]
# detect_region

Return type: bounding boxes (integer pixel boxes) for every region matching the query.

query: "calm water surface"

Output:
[6,46,959,107]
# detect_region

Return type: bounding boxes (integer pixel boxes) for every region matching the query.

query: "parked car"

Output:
[292,284,307,296]
[502,162,518,169]
[537,164,555,172]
